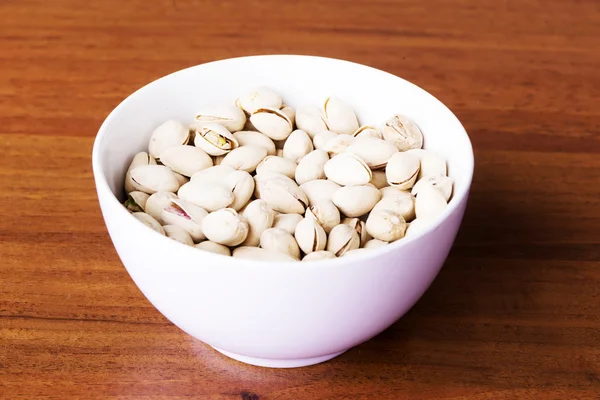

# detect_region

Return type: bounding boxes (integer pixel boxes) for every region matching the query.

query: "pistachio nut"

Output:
[346,137,398,170]
[130,165,180,194]
[322,134,356,156]
[369,170,389,189]
[312,130,338,150]
[255,174,308,214]
[241,199,276,247]
[324,153,372,186]
[124,191,149,213]
[202,208,249,246]
[299,179,341,206]
[382,114,423,151]
[163,225,194,246]
[294,216,327,254]
[233,130,277,156]
[341,217,371,247]
[148,120,190,160]
[371,191,416,221]
[161,198,208,242]
[283,129,314,163]
[249,107,293,140]
[232,246,298,262]
[295,149,329,185]
[380,186,408,198]
[259,227,301,260]
[220,145,268,173]
[178,180,234,212]
[365,209,407,242]
[272,213,304,235]
[302,250,336,262]
[280,105,296,127]
[323,97,359,135]
[307,199,340,233]
[363,238,388,249]
[414,184,448,221]
[132,212,165,235]
[352,125,382,139]
[145,191,177,223]
[385,151,420,190]
[405,218,429,237]
[411,174,454,202]
[225,170,255,211]
[124,151,156,193]
[192,122,239,156]
[255,156,296,179]
[237,86,283,115]
[295,105,328,138]
[195,104,246,132]
[342,248,370,258]
[190,165,235,185]
[331,184,381,217]
[326,223,360,257]
[194,241,232,257]
[406,149,447,179]
[159,145,213,177]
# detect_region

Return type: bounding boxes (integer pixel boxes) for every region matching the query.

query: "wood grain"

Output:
[1,0,600,398]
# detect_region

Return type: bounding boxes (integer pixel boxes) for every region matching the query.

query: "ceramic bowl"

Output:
[92,55,474,368]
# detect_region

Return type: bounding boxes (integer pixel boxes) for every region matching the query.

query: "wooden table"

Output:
[2,0,599,398]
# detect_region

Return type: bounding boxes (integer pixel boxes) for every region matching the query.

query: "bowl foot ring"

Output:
[211,346,346,368]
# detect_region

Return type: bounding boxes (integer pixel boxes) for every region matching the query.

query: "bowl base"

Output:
[211,347,346,368]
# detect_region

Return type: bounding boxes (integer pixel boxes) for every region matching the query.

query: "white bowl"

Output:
[92,55,474,368]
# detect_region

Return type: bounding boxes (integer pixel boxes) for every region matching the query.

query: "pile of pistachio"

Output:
[123,86,453,262]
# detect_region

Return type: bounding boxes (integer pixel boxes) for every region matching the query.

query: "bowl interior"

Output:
[94,55,473,215]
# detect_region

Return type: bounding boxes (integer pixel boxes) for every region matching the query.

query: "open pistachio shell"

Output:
[382,114,423,151]
[195,104,246,132]
[250,107,293,140]
[324,153,372,186]
[159,145,213,177]
[237,86,283,115]
[232,246,298,262]
[295,105,328,139]
[307,199,340,233]
[256,174,308,214]
[323,97,359,135]
[124,152,156,194]
[130,165,180,194]
[299,179,341,206]
[124,191,149,213]
[352,125,382,139]
[302,250,336,262]
[280,105,296,127]
[192,122,239,156]
[220,145,267,173]
[177,180,234,212]
[386,151,420,190]
[163,225,194,246]
[294,216,327,254]
[313,130,338,150]
[346,137,398,170]
[365,209,407,242]
[225,170,255,211]
[255,156,297,179]
[371,191,416,221]
[411,174,454,202]
[260,227,301,259]
[202,208,249,246]
[161,198,208,242]
[341,217,371,247]
[233,131,277,156]
[332,184,381,217]
[283,129,313,163]
[272,213,304,235]
[322,134,356,156]
[145,191,177,224]
[194,241,232,257]
[414,184,448,221]
[148,120,190,160]
[326,224,360,257]
[241,199,276,247]
[132,212,165,236]
[295,149,329,186]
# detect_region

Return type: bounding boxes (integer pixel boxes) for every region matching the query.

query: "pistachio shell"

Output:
[385,152,420,190]
[363,238,388,249]
[406,149,447,179]
[195,104,246,132]
[313,130,338,150]
[225,170,255,211]
[145,191,177,223]
[322,134,356,156]
[323,97,359,135]
[241,199,276,247]
[194,241,232,256]
[255,156,296,179]
[163,225,194,246]
[326,224,360,257]
[380,186,408,198]
[280,105,296,127]
[295,149,329,185]
[294,217,327,254]
[125,152,156,193]
[256,174,308,214]
[341,217,371,247]
[342,248,370,258]
[190,165,235,185]
[232,246,298,262]
[369,170,389,189]
[382,114,423,151]
[332,184,381,217]
[233,131,277,156]
[124,191,149,213]
[159,145,213,177]
[173,172,190,187]
[132,212,165,235]
[130,165,180,194]
[220,145,267,173]
[352,125,382,139]
[177,180,234,212]
[250,107,293,140]
[365,209,407,242]
[324,153,372,186]
[283,129,314,163]
[161,198,208,242]
[299,179,341,206]
[414,184,448,221]
[371,191,416,221]
[237,87,283,114]
[192,122,239,156]
[346,137,398,170]
[411,174,454,202]
[295,105,328,138]
[260,227,301,259]
[272,213,304,235]
[202,208,249,246]
[405,218,429,237]
[307,199,340,233]
[302,250,336,262]
[148,120,190,160]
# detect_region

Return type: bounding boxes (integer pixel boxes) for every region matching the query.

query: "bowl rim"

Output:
[92,54,474,269]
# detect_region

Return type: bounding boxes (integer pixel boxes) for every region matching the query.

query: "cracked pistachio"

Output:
[365,209,407,242]
[332,184,381,217]
[161,198,208,242]
[130,165,180,194]
[299,179,341,206]
[272,213,304,235]
[283,129,313,163]
[352,125,382,139]
[411,174,454,202]
[371,191,416,221]
[255,174,308,214]
[326,223,360,257]
[342,217,371,247]
[163,225,194,246]
[148,120,190,160]
[220,145,268,173]
[159,145,213,177]
[294,216,327,254]
[260,227,301,260]
[385,151,420,190]
[323,97,359,135]
[202,208,249,246]
[192,122,239,156]
[237,86,283,115]
[233,131,277,156]
[241,199,276,247]
[322,134,356,156]
[280,105,296,127]
[307,199,340,233]
[295,149,329,186]
[324,153,372,186]
[313,130,338,150]
[255,156,297,179]
[132,212,165,236]
[124,151,157,194]
[346,137,398,170]
[295,105,328,139]
[124,191,149,213]
[414,184,448,221]
[177,180,234,212]
[225,170,255,211]
[250,107,293,141]
[382,114,423,151]
[195,104,246,132]
[145,191,177,224]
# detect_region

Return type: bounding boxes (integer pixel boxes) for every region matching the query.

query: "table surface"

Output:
[1,0,599,398]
